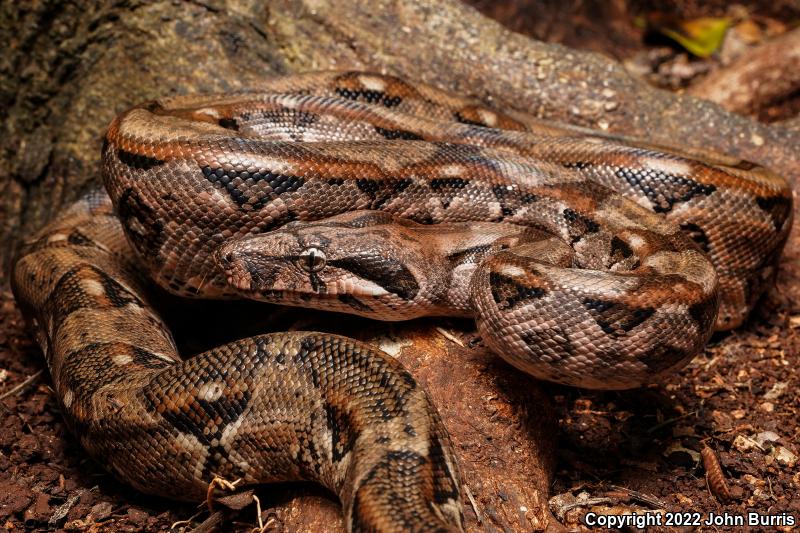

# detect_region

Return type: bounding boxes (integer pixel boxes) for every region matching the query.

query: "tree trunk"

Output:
[688,28,800,116]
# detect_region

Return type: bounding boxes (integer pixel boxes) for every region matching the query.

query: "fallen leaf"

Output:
[652,16,731,58]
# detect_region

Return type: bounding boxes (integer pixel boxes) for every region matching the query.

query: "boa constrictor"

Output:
[11,71,793,531]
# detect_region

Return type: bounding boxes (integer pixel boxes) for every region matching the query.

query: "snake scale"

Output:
[11,71,793,531]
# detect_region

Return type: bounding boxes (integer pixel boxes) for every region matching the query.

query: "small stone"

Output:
[753,487,770,501]
[733,434,760,452]
[760,402,774,412]
[773,447,797,468]
[742,474,759,486]
[731,409,746,419]
[755,431,781,447]
[126,508,149,527]
[377,335,412,357]
[763,382,788,400]
[90,501,113,521]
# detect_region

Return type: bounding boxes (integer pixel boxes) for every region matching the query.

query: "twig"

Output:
[205,475,243,512]
[606,484,666,509]
[189,511,224,533]
[0,370,44,401]
[171,509,204,531]
[249,494,277,533]
[435,327,465,348]
[552,496,614,518]
[464,485,482,524]
[252,495,264,532]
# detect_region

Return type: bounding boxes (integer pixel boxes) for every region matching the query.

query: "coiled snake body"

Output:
[11,71,793,531]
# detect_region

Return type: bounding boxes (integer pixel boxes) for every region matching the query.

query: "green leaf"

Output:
[658,17,731,58]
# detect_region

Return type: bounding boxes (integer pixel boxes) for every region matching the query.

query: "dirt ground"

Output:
[1,1,799,532]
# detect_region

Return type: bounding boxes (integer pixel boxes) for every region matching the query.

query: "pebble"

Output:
[763,381,788,400]
[773,447,797,468]
[90,501,113,521]
[755,431,781,447]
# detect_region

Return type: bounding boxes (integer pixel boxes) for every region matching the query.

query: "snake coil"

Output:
[12,71,793,531]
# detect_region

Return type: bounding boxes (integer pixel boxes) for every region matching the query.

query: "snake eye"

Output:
[298,247,326,272]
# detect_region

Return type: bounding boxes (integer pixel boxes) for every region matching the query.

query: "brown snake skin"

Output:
[11,71,793,531]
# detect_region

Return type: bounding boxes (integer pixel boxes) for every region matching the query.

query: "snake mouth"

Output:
[216,248,246,290]
[224,272,253,292]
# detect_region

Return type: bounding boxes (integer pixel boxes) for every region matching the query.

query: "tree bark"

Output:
[688,28,800,116]
[778,115,800,134]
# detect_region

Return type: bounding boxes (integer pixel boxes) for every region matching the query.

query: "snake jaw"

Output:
[335,277,391,297]
[216,245,253,292]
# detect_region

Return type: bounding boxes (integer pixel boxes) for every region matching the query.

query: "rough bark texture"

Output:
[2,1,799,531]
[688,28,800,115]
[780,115,800,133]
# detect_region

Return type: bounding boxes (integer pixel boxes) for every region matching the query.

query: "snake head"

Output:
[216,212,426,317]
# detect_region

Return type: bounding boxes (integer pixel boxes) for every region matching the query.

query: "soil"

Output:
[2,1,799,532]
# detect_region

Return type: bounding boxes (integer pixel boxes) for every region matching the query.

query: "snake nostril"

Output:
[218,250,234,268]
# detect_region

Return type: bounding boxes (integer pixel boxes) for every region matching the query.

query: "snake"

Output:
[10,71,793,531]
